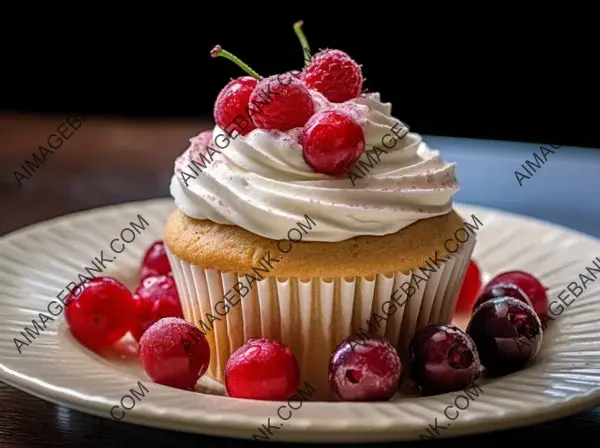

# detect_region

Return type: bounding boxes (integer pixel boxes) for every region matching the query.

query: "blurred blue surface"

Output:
[423,135,600,239]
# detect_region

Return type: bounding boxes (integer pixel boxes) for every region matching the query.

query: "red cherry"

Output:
[213,76,258,136]
[486,270,549,326]
[224,338,300,400]
[139,240,172,282]
[132,275,183,341]
[301,110,365,176]
[303,49,363,103]
[249,74,314,131]
[139,317,210,390]
[65,277,138,353]
[454,260,483,313]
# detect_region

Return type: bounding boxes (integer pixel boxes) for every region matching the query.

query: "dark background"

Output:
[1,10,598,148]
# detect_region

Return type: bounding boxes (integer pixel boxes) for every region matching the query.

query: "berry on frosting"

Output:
[304,49,363,103]
[301,110,365,176]
[248,75,314,131]
[212,44,314,132]
[211,45,263,135]
[214,76,258,136]
[293,21,363,103]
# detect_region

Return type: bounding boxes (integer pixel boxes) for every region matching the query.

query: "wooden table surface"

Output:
[1,112,599,447]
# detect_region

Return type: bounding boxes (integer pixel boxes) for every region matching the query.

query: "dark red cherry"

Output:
[409,323,481,394]
[486,270,550,328]
[467,297,543,376]
[473,283,532,313]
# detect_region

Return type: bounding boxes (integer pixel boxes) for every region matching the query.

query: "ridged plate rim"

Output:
[1,198,600,442]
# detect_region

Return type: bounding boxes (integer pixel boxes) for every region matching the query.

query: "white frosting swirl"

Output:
[169,92,458,242]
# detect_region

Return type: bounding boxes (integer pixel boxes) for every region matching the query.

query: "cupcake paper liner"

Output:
[166,236,475,400]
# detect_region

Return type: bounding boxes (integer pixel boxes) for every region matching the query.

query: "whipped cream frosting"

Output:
[170,91,458,242]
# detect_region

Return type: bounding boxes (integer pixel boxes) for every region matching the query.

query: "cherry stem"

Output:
[293,21,311,67]
[210,45,262,80]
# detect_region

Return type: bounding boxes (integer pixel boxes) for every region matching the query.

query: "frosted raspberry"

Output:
[249,74,314,131]
[303,49,363,103]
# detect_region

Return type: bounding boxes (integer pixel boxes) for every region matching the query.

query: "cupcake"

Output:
[164,37,476,400]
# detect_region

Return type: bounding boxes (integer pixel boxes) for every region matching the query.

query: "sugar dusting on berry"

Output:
[329,337,401,401]
[410,323,481,393]
[140,317,190,356]
[139,317,211,390]
[304,49,363,103]
[467,296,542,375]
[249,76,314,131]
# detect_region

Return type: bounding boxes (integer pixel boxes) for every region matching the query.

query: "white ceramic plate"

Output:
[1,199,600,443]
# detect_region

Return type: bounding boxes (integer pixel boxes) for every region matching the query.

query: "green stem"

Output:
[210,45,262,79]
[293,21,311,66]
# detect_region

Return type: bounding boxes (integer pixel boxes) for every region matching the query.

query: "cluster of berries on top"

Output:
[211,21,366,177]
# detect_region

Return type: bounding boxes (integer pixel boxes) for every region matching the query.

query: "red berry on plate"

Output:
[303,49,363,103]
[328,336,401,401]
[486,270,549,325]
[409,323,480,394]
[65,277,138,353]
[473,283,532,313]
[301,110,365,176]
[139,317,210,390]
[454,259,483,313]
[224,338,300,400]
[249,75,314,131]
[132,275,183,341]
[139,240,172,282]
[213,76,258,136]
[467,297,543,376]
